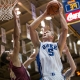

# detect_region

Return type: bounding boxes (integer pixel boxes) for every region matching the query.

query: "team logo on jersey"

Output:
[42,44,57,56]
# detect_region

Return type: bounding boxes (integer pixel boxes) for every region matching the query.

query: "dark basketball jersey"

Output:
[9,62,30,80]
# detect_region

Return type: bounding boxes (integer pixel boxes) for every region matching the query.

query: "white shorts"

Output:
[42,73,65,80]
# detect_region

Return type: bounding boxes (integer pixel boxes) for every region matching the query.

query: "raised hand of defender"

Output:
[12,8,20,19]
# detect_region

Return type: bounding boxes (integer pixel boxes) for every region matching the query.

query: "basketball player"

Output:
[62,43,76,80]
[28,2,74,80]
[0,9,38,80]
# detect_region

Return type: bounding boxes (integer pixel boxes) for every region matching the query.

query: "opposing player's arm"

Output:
[12,9,20,59]
[64,54,76,79]
[64,68,74,80]
[63,44,76,79]
[58,3,68,56]
[23,48,38,69]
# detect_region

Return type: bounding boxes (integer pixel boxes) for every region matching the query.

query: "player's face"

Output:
[42,30,52,40]
[6,52,11,61]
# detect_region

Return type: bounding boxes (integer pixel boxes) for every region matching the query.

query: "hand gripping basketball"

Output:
[46,0,59,15]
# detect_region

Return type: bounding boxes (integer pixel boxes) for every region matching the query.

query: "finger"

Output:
[58,2,63,8]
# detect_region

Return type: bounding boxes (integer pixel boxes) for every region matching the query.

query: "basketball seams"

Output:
[47,1,59,15]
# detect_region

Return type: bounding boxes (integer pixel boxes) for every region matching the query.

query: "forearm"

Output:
[58,14,68,53]
[29,13,46,47]
[23,48,38,68]
[23,54,37,69]
[30,12,46,29]
[63,43,76,79]
[14,16,20,40]
[66,51,76,72]
[23,57,35,69]
[13,14,20,55]
[64,68,73,79]
[63,49,76,78]
[59,13,68,30]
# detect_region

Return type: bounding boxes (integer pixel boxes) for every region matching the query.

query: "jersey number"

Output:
[48,48,54,56]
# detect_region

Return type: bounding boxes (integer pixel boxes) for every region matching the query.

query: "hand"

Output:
[44,9,54,18]
[12,8,20,19]
[58,2,63,15]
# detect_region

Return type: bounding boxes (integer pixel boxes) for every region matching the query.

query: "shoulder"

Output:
[52,42,58,46]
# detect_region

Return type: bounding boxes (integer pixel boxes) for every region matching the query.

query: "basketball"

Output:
[46,0,59,15]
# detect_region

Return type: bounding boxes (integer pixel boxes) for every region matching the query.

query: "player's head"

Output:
[42,30,54,42]
[1,51,11,64]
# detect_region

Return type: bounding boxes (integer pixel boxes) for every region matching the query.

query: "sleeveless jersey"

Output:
[36,42,65,80]
[9,62,30,80]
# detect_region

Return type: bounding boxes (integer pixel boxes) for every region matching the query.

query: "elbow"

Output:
[29,25,33,29]
[29,25,31,29]
[64,27,68,32]
[73,64,77,71]
[62,24,68,31]
[74,66,77,71]
[63,27,68,34]
[29,24,37,30]
[72,65,77,73]
[29,25,34,31]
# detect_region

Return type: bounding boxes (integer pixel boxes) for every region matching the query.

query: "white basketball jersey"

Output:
[36,42,65,80]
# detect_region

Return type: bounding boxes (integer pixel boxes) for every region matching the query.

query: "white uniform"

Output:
[36,42,65,80]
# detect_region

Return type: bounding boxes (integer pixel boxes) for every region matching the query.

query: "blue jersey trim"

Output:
[36,52,42,79]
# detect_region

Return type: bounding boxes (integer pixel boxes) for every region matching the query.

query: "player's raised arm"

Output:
[12,9,20,59]
[29,10,47,47]
[58,3,68,55]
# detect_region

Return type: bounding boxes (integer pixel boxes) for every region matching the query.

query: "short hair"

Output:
[1,52,10,64]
